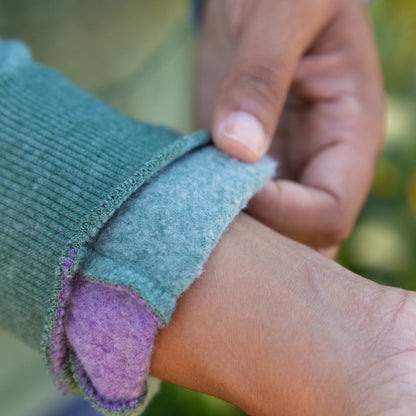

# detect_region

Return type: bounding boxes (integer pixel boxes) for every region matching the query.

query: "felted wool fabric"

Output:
[66,277,158,401]
[0,37,276,416]
[79,147,276,323]
[0,37,207,415]
[66,146,275,409]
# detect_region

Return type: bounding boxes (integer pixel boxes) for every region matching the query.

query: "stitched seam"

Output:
[85,247,175,297]
[49,247,76,394]
[73,352,146,412]
[48,247,163,395]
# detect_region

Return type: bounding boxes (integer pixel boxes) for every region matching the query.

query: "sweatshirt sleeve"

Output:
[0,38,275,415]
[66,146,275,415]
[0,37,205,405]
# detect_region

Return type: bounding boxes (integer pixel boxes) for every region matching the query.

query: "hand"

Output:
[151,213,416,415]
[195,0,386,254]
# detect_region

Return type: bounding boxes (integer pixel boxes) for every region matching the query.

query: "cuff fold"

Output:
[0,39,209,414]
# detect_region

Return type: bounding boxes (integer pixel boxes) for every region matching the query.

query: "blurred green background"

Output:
[0,0,415,415]
[339,0,416,291]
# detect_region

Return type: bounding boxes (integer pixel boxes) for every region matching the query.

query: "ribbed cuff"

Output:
[0,37,275,416]
[0,39,210,410]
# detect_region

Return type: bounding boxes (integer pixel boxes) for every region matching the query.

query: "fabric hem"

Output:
[40,130,211,400]
[71,353,147,415]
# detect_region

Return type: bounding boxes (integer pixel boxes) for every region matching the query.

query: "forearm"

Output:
[151,212,405,415]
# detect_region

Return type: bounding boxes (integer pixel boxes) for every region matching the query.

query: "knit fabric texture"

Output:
[0,38,275,416]
[80,146,276,323]
[0,38,208,414]
[66,147,275,410]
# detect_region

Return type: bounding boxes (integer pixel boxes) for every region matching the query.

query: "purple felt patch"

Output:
[65,275,158,401]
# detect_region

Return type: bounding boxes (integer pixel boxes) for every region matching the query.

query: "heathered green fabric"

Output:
[0,38,275,416]
[0,39,209,405]
[81,147,275,324]
[70,148,274,415]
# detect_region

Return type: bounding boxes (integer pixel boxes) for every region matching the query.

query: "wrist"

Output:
[152,213,409,416]
[150,213,354,413]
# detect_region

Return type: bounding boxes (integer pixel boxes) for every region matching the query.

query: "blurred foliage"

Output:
[144,384,245,416]
[7,1,415,416]
[370,0,416,97]
[339,0,416,289]
[147,1,416,415]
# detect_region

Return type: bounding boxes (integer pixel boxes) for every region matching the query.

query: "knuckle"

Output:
[237,63,281,109]
[324,211,353,245]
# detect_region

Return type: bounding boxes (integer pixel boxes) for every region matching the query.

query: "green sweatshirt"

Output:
[0,39,274,415]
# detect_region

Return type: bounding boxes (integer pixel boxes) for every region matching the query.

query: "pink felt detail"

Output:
[50,247,76,394]
[65,275,158,401]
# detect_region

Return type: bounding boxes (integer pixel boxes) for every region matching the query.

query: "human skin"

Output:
[151,213,416,415]
[195,0,386,254]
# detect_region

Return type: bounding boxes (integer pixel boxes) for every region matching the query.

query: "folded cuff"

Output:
[0,38,275,416]
[0,39,209,409]
[67,146,275,415]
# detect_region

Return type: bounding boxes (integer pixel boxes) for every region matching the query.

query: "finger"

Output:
[317,245,340,260]
[246,2,385,247]
[194,0,234,130]
[247,180,344,247]
[211,1,330,162]
[246,140,377,247]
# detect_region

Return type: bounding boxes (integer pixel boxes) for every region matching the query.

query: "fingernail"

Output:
[220,111,266,159]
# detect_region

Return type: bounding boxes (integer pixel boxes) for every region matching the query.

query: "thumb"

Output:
[211,2,315,162]
[246,179,350,248]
